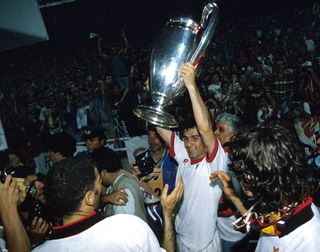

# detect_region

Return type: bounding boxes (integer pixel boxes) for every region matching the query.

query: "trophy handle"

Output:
[189,2,219,64]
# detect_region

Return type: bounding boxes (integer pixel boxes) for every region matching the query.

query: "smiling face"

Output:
[182,127,205,160]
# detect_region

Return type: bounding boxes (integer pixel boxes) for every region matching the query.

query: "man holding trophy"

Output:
[132,2,227,250]
[156,63,228,251]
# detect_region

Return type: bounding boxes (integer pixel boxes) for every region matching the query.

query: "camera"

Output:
[135,156,155,178]
[0,167,51,226]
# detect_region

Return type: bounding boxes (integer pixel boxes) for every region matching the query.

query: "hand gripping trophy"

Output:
[133,1,219,128]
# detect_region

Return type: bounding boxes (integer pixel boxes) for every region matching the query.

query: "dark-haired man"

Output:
[211,125,320,251]
[33,157,184,252]
[156,63,228,251]
[83,126,106,153]
[92,147,147,221]
[48,132,76,164]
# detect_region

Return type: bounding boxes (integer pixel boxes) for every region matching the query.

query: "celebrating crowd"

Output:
[0,1,320,252]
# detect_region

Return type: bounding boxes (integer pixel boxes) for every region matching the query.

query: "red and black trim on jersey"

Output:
[48,211,105,240]
[234,196,314,237]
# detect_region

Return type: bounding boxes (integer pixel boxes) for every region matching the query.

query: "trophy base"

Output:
[133,105,178,129]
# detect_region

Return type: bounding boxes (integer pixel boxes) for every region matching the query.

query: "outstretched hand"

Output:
[105,187,128,206]
[161,176,184,216]
[210,171,236,200]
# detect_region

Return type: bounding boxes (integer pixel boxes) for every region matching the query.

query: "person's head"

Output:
[211,72,221,83]
[239,73,248,87]
[221,82,230,95]
[92,147,122,186]
[275,59,285,74]
[147,125,165,153]
[48,132,76,163]
[0,149,25,170]
[238,96,247,110]
[180,117,205,160]
[229,125,310,214]
[82,127,106,153]
[215,113,240,145]
[45,157,101,218]
[258,96,269,108]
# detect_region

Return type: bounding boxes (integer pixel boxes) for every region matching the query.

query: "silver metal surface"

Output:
[133,1,219,128]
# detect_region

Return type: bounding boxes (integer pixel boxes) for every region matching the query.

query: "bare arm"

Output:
[0,176,31,252]
[100,187,128,206]
[120,30,129,54]
[156,127,173,148]
[161,176,184,252]
[210,171,248,215]
[180,63,217,154]
[97,38,108,59]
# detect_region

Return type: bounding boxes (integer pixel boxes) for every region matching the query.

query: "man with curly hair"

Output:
[211,125,320,252]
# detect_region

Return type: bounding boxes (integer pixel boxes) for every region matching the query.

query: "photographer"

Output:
[131,124,177,243]
[0,175,31,252]
[0,151,51,248]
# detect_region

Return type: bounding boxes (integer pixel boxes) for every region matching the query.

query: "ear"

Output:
[100,170,107,178]
[84,190,95,207]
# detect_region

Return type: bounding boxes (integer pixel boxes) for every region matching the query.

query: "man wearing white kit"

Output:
[157,63,228,251]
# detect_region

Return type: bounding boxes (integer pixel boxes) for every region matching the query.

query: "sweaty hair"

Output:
[229,125,310,214]
[179,116,197,137]
[48,132,76,158]
[44,157,96,217]
[91,147,122,173]
[216,113,240,134]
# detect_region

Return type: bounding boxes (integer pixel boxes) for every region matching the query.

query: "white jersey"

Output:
[255,204,320,252]
[217,214,246,242]
[171,133,228,251]
[33,214,164,252]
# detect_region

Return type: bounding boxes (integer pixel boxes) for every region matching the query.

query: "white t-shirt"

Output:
[33,214,164,252]
[255,204,320,252]
[171,134,228,251]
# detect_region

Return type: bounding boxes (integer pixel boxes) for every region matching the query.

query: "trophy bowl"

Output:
[133,2,219,128]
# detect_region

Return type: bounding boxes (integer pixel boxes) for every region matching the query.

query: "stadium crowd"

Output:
[0,1,320,251]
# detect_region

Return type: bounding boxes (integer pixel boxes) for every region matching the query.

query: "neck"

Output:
[109,170,121,185]
[152,147,165,161]
[63,208,93,225]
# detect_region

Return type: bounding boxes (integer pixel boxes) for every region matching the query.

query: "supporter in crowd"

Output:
[78,126,106,155]
[47,132,76,164]
[92,147,147,222]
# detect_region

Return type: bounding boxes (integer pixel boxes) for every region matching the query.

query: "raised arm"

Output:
[120,30,129,54]
[156,127,173,148]
[180,63,217,154]
[97,38,108,59]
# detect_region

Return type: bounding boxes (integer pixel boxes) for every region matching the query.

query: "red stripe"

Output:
[53,211,97,230]
[169,132,175,158]
[206,138,219,163]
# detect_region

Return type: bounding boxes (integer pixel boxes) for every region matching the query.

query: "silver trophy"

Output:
[133,2,219,128]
